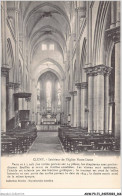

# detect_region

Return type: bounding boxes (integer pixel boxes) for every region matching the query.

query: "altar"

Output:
[42,118,56,124]
[41,113,56,125]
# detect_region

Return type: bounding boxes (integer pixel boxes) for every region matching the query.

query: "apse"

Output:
[36,71,61,125]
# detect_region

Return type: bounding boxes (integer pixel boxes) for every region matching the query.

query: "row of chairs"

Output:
[1,127,37,156]
[58,127,120,153]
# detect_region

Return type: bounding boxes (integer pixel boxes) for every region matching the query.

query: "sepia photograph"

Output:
[0,0,121,192]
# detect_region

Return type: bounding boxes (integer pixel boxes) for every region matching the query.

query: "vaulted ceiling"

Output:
[7,1,73,82]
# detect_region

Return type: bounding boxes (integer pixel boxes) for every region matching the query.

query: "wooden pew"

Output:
[1,126,37,155]
[58,127,119,153]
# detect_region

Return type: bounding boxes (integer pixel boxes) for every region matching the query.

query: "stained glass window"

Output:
[46,81,52,108]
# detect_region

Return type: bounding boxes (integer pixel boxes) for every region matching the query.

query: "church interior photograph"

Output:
[1,1,120,155]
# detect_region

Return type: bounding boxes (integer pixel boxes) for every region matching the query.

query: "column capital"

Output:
[81,82,88,89]
[74,91,77,96]
[14,82,20,89]
[1,66,9,77]
[75,7,86,12]
[25,97,31,102]
[75,82,82,89]
[66,96,71,101]
[78,7,86,18]
[69,91,77,96]
[109,102,115,106]
[84,65,112,76]
[7,82,15,89]
[15,8,20,13]
[105,26,120,43]
[109,95,114,103]
[69,91,74,95]
[7,7,19,13]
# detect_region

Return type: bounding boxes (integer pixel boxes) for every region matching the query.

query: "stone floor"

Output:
[27,132,64,154]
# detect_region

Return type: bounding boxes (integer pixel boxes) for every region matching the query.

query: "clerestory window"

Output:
[42,44,47,51]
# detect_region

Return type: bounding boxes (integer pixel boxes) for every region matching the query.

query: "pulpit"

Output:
[18,110,30,128]
[14,92,31,129]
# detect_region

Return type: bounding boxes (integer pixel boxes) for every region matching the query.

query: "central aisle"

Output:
[28,132,64,154]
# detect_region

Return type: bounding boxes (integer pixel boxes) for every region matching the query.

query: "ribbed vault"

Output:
[20,1,71,81]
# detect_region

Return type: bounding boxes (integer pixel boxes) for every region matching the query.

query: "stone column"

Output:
[51,80,54,112]
[14,83,20,127]
[14,3,20,82]
[30,96,33,122]
[69,91,75,126]
[1,67,9,132]
[89,2,92,64]
[114,42,120,137]
[75,83,81,127]
[116,1,120,27]
[1,3,8,130]
[84,68,94,132]
[66,96,71,124]
[96,71,104,132]
[75,7,80,82]
[110,2,116,28]
[62,80,67,124]
[95,65,111,133]
[1,2,7,66]
[84,65,111,133]
[81,82,88,129]
[93,73,97,131]
[65,98,68,124]
[87,74,93,132]
[74,91,77,127]
[31,80,35,122]
[60,80,63,113]
[104,68,112,133]
[7,82,15,120]
[114,27,120,127]
[106,26,120,137]
[115,42,120,138]
[22,32,27,92]
[14,83,20,93]
[69,35,73,91]
[63,100,67,125]
[14,83,20,111]
[86,2,92,66]
[86,2,89,65]
[108,102,114,132]
[34,85,37,124]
